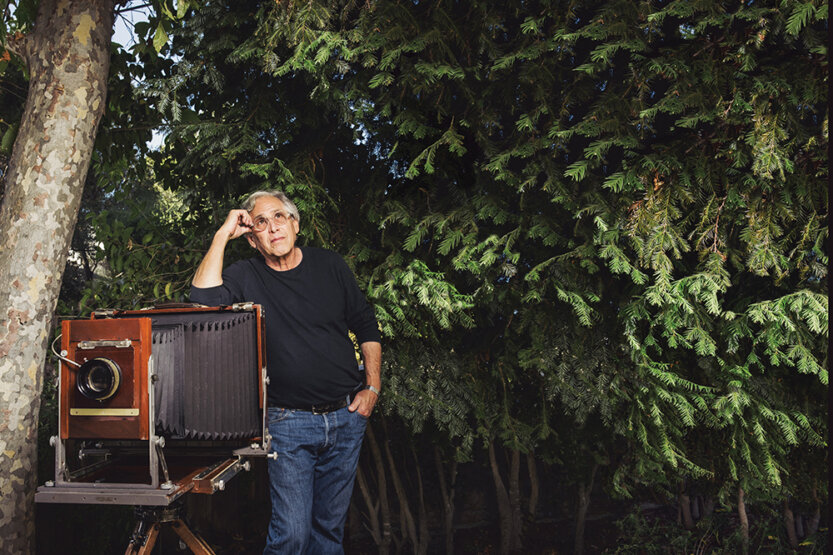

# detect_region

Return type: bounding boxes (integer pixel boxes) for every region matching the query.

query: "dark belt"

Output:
[281,389,359,415]
[307,398,349,415]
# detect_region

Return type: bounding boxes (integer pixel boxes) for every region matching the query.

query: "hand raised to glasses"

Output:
[218,209,255,241]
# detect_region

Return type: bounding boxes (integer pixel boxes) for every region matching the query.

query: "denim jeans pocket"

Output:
[267,407,292,425]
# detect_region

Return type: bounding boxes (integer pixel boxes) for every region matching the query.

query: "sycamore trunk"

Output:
[0,0,113,551]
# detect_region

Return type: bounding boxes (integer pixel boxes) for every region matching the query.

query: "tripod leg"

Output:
[171,519,215,555]
[125,521,160,555]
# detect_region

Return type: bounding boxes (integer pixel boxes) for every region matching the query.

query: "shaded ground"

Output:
[37,500,623,554]
[37,501,828,554]
[186,514,623,554]
[146,500,627,554]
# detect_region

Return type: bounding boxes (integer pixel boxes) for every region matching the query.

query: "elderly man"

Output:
[190,190,381,554]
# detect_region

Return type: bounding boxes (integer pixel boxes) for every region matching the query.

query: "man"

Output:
[190,190,381,554]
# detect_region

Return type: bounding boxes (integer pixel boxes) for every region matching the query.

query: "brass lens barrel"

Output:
[76,358,121,401]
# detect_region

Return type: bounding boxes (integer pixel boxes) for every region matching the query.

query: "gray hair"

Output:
[241,190,300,224]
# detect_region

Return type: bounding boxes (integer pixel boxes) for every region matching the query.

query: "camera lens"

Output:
[77,358,121,401]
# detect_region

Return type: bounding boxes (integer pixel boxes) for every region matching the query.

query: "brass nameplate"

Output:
[70,408,139,416]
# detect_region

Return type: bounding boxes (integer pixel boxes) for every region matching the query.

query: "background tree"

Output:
[242,0,826,551]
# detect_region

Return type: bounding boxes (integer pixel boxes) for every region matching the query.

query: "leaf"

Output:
[152,21,169,53]
[786,2,815,36]
[564,160,588,181]
[1,123,18,154]
[159,2,176,20]
[176,0,190,19]
[369,72,393,89]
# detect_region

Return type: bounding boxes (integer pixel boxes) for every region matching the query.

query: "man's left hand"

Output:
[348,389,378,418]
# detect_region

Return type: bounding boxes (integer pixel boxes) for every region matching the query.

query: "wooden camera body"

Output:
[36,304,272,506]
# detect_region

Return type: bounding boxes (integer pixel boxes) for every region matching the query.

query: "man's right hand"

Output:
[219,209,255,240]
[192,209,254,289]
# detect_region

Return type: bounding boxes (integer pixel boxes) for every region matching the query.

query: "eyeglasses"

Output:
[251,211,293,232]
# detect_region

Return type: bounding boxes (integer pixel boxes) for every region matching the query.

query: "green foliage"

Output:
[243,0,826,518]
[0,0,38,43]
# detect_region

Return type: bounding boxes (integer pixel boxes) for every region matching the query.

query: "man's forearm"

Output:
[360,341,382,390]
[194,209,255,288]
[192,231,230,288]
[349,341,382,416]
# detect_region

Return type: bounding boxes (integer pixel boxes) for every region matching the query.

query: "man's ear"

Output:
[246,233,256,248]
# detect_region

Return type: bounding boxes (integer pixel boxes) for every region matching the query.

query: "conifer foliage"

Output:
[235,1,826,546]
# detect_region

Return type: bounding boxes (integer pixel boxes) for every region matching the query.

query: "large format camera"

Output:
[36,304,271,509]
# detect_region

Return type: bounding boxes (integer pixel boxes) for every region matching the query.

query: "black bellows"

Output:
[150,311,259,440]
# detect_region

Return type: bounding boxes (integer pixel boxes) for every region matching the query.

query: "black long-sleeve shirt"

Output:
[190,247,380,408]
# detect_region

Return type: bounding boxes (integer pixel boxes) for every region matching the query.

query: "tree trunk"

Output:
[365,424,392,553]
[355,463,382,546]
[0,1,114,552]
[737,485,749,553]
[807,487,821,536]
[702,496,715,519]
[794,514,804,539]
[783,498,798,548]
[678,480,695,530]
[487,440,513,555]
[381,420,417,552]
[411,446,429,555]
[346,497,361,546]
[574,463,598,555]
[385,442,419,554]
[526,452,539,521]
[508,448,523,551]
[433,445,457,555]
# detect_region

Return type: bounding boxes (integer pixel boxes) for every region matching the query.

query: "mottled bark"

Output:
[0,1,114,552]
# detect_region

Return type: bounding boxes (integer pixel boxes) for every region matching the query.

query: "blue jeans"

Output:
[264,405,368,554]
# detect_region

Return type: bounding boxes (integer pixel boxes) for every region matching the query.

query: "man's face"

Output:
[246,196,300,260]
